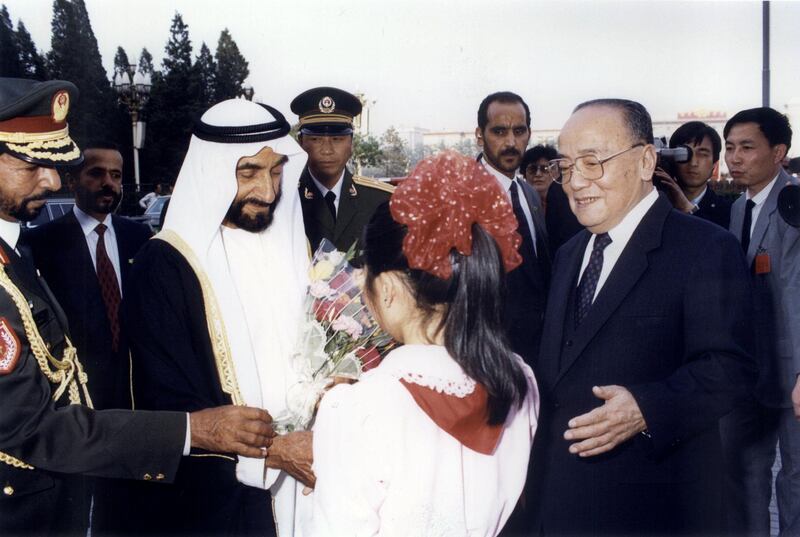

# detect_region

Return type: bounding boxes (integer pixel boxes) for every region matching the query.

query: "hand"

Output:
[564,385,647,457]
[793,375,800,420]
[266,431,315,488]
[653,168,694,213]
[189,406,275,458]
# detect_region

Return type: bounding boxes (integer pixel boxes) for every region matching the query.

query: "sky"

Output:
[4,0,800,136]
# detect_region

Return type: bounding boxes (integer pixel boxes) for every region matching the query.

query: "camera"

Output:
[653,136,693,185]
[778,184,800,228]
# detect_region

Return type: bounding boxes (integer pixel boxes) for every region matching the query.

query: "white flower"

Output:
[324,250,346,266]
[309,281,335,299]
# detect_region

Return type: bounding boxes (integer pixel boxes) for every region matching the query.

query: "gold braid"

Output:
[0,264,93,470]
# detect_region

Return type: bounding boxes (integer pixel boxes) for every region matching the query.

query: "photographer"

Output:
[653,121,731,228]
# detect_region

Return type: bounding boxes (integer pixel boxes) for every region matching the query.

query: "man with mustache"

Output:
[121,98,312,536]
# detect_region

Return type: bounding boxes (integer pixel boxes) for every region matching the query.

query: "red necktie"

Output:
[95,224,121,352]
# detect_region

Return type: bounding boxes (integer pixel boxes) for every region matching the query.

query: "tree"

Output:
[113,45,129,76]
[0,5,22,77]
[137,47,154,74]
[194,42,216,107]
[15,21,47,79]
[48,0,122,146]
[353,133,383,174]
[380,127,409,177]
[214,28,248,100]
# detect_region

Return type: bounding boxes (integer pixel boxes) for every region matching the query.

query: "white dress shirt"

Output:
[745,172,780,238]
[0,218,21,252]
[690,185,708,206]
[73,206,123,294]
[309,169,345,212]
[481,159,538,254]
[578,188,659,301]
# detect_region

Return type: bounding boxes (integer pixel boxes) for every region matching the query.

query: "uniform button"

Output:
[564,340,573,347]
[3,485,14,496]
[143,473,152,481]
[156,473,165,481]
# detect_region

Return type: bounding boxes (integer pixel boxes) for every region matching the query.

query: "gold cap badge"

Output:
[51,91,69,123]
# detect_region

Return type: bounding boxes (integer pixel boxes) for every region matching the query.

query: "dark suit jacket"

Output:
[530,195,756,535]
[298,166,393,253]
[545,180,583,255]
[729,170,800,407]
[27,211,151,410]
[695,185,732,229]
[0,238,184,536]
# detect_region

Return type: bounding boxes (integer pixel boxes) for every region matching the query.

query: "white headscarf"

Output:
[163,99,309,491]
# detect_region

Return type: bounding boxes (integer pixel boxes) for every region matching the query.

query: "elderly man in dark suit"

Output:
[28,141,151,410]
[528,98,755,535]
[721,107,800,535]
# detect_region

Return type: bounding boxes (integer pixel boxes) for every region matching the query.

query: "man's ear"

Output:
[64,171,77,193]
[475,127,484,148]
[640,144,657,182]
[773,143,788,164]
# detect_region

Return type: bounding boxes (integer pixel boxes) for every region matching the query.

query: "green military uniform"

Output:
[291,86,394,253]
[298,166,393,253]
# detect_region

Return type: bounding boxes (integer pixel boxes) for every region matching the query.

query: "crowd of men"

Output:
[0,74,798,537]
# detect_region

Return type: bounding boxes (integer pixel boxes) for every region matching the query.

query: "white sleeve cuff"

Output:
[183,413,192,456]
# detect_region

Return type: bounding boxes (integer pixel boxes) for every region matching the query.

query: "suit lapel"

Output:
[554,197,670,385]
[540,231,588,383]
[113,216,133,283]
[729,193,745,237]
[299,167,335,233]
[747,170,788,263]
[334,170,358,246]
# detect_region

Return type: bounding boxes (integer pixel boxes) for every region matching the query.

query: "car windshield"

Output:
[147,196,168,215]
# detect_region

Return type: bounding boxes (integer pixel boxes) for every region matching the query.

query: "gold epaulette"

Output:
[352,175,395,194]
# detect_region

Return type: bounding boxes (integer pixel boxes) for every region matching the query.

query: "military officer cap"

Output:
[0,77,82,166]
[291,87,362,136]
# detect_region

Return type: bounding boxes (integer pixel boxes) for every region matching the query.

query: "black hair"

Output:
[669,121,722,162]
[521,145,559,172]
[724,107,792,151]
[69,140,123,174]
[574,98,654,145]
[477,91,531,131]
[361,202,529,425]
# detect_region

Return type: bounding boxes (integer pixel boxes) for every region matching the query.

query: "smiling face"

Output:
[559,105,656,234]
[477,101,530,178]
[71,148,123,220]
[0,152,62,222]
[724,122,786,196]
[223,146,288,232]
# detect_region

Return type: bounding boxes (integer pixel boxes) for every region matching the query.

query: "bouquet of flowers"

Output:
[273,239,395,433]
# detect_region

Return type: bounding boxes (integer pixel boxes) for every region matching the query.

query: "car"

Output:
[23,198,75,228]
[130,195,171,232]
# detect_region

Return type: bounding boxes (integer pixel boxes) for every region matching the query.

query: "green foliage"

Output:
[213,28,248,101]
[113,46,129,76]
[15,21,47,79]
[353,133,383,172]
[194,42,216,108]
[138,47,154,74]
[0,4,23,77]
[380,127,410,177]
[162,12,192,74]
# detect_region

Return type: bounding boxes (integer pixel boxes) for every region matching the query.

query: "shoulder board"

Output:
[352,175,395,194]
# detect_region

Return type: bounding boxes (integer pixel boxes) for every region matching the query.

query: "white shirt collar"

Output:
[480,156,517,191]
[747,172,780,206]
[0,218,21,250]
[606,187,659,246]
[73,205,112,236]
[309,168,346,200]
[690,185,708,205]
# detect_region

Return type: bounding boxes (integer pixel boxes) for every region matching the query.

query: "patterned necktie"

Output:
[741,199,755,254]
[324,191,337,222]
[509,181,536,260]
[95,224,121,352]
[575,233,612,327]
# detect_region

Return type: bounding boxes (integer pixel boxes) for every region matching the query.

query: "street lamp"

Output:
[241,85,254,101]
[113,63,151,190]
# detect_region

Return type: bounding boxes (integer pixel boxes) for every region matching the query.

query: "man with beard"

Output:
[28,141,151,410]
[0,78,276,536]
[122,98,313,536]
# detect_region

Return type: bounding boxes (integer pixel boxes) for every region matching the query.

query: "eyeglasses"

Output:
[525,164,550,175]
[548,143,644,184]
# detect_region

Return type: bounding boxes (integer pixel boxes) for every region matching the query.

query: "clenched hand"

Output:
[190,406,275,458]
[564,385,647,457]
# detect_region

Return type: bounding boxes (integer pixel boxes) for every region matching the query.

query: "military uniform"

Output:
[0,78,185,535]
[292,86,394,253]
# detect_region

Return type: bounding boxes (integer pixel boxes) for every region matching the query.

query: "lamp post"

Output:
[241,85,254,101]
[113,64,151,190]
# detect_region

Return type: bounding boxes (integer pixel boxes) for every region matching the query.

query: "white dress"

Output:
[306,344,540,537]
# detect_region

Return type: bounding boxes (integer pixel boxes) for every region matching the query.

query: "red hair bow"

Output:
[389,150,523,280]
